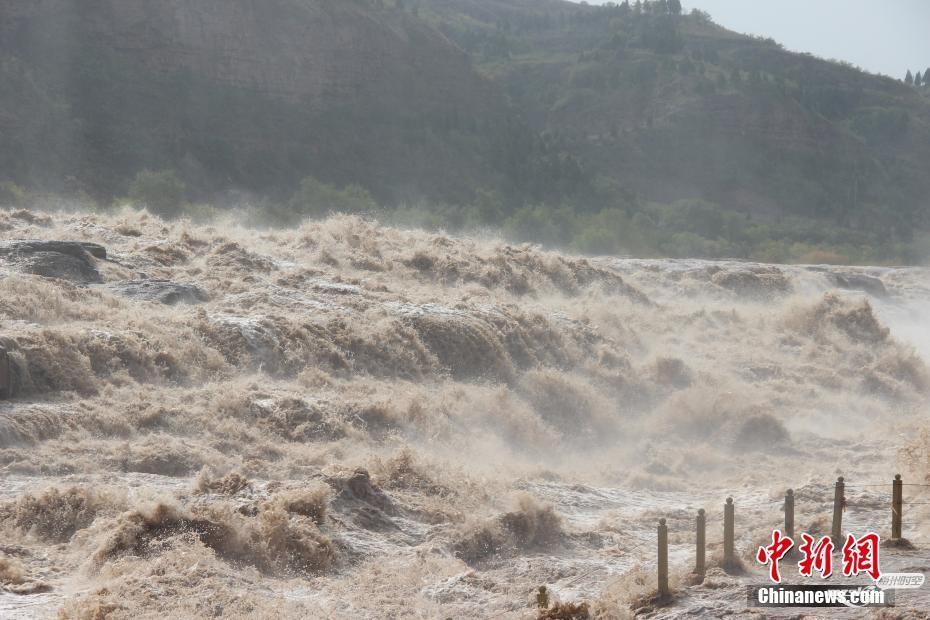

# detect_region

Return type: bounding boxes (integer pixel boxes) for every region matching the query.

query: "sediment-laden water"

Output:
[0,208,928,618]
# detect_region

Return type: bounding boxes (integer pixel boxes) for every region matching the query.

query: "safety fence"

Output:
[656,475,930,599]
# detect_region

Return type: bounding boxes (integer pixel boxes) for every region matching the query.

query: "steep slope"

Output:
[422,0,930,240]
[0,0,514,202]
[1,0,929,262]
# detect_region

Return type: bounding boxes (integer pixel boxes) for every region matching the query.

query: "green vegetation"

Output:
[283,178,378,222]
[127,170,188,218]
[903,68,930,88]
[0,181,26,207]
[413,0,930,262]
[383,197,923,265]
[1,0,929,264]
[68,164,924,264]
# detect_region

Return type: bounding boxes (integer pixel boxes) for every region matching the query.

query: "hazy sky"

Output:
[575,0,930,78]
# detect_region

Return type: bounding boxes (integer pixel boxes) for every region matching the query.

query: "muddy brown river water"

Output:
[0,208,928,618]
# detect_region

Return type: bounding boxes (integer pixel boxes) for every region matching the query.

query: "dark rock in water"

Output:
[0,240,106,283]
[827,272,888,298]
[109,279,209,305]
[0,240,106,260]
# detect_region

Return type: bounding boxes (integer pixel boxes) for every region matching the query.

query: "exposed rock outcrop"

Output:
[0,0,510,201]
[0,241,105,283]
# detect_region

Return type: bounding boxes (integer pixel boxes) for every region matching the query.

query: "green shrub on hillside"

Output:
[504,205,577,245]
[128,170,188,218]
[288,177,377,219]
[850,108,909,145]
[0,181,26,207]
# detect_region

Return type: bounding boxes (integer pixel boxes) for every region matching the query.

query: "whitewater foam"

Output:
[1,208,928,617]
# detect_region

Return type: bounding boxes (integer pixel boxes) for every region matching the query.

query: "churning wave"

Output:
[0,208,928,617]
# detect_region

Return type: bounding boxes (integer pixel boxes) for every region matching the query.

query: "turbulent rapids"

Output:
[0,208,928,618]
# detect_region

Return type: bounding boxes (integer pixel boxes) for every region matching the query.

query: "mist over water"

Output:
[0,208,928,618]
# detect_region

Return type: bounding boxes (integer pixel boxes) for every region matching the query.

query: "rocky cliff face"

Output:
[422,0,930,230]
[1,0,492,103]
[0,0,511,200]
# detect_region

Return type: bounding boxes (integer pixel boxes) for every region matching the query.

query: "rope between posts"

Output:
[844,483,930,488]
[561,567,600,587]
[659,475,930,596]
[623,536,652,554]
[903,486,930,503]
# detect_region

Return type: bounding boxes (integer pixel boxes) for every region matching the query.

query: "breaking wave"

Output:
[1,208,928,617]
